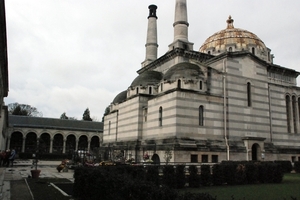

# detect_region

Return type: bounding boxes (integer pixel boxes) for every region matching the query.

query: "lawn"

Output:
[180,173,300,200]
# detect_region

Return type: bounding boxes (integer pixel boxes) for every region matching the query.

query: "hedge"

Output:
[294,161,300,173]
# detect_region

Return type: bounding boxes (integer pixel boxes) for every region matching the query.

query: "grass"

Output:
[180,173,300,200]
[26,178,72,200]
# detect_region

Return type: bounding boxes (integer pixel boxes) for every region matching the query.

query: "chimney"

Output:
[142,5,158,67]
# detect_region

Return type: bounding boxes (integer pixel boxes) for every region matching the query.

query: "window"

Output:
[207,51,211,55]
[247,82,251,107]
[136,87,139,94]
[149,87,152,95]
[201,155,208,163]
[177,79,181,89]
[191,154,198,163]
[252,47,255,55]
[228,47,232,52]
[286,95,291,133]
[199,105,204,126]
[159,107,163,126]
[199,81,203,90]
[292,96,297,133]
[212,155,218,163]
[144,108,148,122]
[292,156,296,163]
[161,83,163,92]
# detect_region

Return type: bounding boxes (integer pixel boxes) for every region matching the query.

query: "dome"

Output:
[112,90,127,104]
[164,62,204,81]
[131,71,163,87]
[199,16,270,62]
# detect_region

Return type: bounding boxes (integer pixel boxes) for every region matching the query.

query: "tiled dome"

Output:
[199,16,270,62]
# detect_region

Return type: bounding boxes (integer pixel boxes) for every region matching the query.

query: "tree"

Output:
[102,106,110,122]
[82,108,92,121]
[8,102,43,117]
[60,112,68,119]
[164,147,173,165]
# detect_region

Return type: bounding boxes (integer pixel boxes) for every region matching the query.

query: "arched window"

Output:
[199,105,204,126]
[159,107,163,126]
[177,79,181,89]
[286,95,291,133]
[136,87,139,94]
[252,47,255,55]
[229,47,232,52]
[292,96,297,133]
[207,51,211,55]
[247,82,251,107]
[199,81,203,90]
[149,87,152,95]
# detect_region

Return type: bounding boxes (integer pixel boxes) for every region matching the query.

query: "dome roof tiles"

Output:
[199,16,267,53]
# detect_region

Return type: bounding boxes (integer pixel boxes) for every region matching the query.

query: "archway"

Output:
[151,154,160,165]
[10,132,23,153]
[53,134,63,153]
[39,133,50,153]
[78,135,88,151]
[251,143,261,161]
[25,132,37,153]
[66,134,76,153]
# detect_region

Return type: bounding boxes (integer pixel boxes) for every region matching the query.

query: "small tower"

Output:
[142,5,158,67]
[168,0,193,51]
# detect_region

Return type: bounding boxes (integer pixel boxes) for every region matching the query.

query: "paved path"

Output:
[0,160,75,200]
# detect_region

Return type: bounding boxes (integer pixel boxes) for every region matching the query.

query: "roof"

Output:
[131,71,163,87]
[199,16,267,57]
[9,115,103,132]
[163,62,204,81]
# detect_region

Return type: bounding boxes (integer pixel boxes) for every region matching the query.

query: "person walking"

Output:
[9,149,16,167]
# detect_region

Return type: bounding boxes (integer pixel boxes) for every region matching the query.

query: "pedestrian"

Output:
[0,150,5,166]
[4,149,10,167]
[9,149,16,167]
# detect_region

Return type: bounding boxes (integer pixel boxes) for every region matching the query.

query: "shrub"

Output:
[200,165,211,186]
[212,164,224,186]
[235,164,247,185]
[274,160,293,173]
[294,161,300,173]
[162,165,176,188]
[245,162,259,184]
[221,162,238,185]
[145,166,160,186]
[175,165,186,189]
[188,165,200,188]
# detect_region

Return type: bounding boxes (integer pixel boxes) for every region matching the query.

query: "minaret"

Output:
[168,0,193,51]
[142,5,158,67]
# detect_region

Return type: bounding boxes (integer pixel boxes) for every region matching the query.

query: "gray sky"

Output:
[4,0,300,120]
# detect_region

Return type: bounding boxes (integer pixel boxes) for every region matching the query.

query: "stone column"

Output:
[50,138,53,153]
[88,139,91,152]
[63,139,66,154]
[75,138,79,151]
[22,137,26,153]
[6,136,10,150]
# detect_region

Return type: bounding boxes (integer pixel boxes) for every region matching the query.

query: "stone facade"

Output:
[104,0,300,164]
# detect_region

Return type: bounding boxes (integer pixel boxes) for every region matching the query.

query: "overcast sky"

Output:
[4,0,300,120]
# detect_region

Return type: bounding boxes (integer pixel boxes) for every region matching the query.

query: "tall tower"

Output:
[169,0,193,51]
[142,5,158,67]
